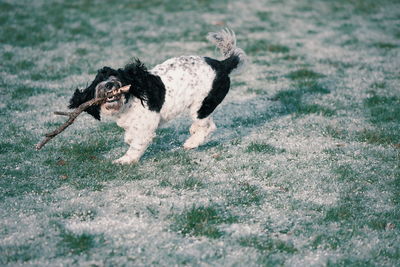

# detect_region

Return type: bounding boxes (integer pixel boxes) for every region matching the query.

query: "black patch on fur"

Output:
[69,59,166,120]
[197,55,240,119]
[69,67,118,120]
[117,59,166,112]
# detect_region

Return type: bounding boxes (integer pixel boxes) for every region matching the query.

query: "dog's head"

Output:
[69,67,128,119]
[69,60,165,120]
[93,74,126,116]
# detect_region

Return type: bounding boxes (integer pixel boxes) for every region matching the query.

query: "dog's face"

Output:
[94,75,126,116]
[69,60,162,120]
[69,67,128,120]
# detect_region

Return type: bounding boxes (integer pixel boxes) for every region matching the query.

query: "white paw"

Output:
[183,136,202,150]
[113,156,138,165]
[183,142,197,150]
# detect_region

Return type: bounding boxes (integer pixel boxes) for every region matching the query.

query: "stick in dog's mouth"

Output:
[35,84,131,150]
[106,85,131,103]
[106,85,131,97]
[106,95,120,103]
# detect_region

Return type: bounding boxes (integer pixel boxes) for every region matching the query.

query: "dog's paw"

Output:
[183,136,201,150]
[113,156,138,165]
[183,144,196,150]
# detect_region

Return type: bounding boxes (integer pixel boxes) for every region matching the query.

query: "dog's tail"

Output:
[207,28,247,75]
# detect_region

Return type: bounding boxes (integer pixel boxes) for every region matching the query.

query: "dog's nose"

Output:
[105,82,114,90]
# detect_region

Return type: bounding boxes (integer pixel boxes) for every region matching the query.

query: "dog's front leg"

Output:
[114,113,160,165]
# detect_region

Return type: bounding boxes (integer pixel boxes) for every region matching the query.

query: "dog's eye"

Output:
[105,82,114,89]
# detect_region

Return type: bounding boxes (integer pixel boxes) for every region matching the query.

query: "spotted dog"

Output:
[69,29,247,164]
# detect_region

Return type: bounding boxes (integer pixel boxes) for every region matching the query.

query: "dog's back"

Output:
[151,29,247,123]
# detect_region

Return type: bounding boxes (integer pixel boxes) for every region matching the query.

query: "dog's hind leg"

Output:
[183,116,216,150]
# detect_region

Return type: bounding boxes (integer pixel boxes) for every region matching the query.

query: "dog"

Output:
[69,29,247,164]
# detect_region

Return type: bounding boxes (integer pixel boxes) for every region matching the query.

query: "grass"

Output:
[246,39,290,55]
[1,0,400,266]
[52,221,105,256]
[246,142,285,154]
[364,92,400,124]
[239,234,297,253]
[272,78,335,117]
[171,205,238,238]
[59,232,97,255]
[285,69,326,81]
[226,182,265,206]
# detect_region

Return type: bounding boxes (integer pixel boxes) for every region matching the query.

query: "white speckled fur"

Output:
[152,56,216,122]
[108,29,246,164]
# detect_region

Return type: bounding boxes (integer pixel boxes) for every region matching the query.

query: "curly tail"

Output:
[207,28,247,75]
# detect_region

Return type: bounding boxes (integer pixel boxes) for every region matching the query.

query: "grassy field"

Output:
[1,0,399,265]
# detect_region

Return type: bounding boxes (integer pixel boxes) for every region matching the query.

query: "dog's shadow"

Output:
[140,95,279,161]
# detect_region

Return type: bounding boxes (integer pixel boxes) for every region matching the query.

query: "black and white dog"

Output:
[69,29,247,164]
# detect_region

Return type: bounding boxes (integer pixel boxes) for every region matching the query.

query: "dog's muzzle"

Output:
[98,80,122,100]
[95,79,126,113]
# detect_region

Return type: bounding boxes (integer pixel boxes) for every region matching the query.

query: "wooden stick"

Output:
[35,85,131,150]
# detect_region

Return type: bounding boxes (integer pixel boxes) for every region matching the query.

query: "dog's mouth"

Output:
[106,95,121,103]
[103,93,125,112]
[96,80,131,114]
[104,96,122,110]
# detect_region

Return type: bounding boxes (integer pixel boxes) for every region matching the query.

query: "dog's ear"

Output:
[118,59,166,112]
[97,66,119,78]
[68,67,118,120]
[69,88,101,120]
